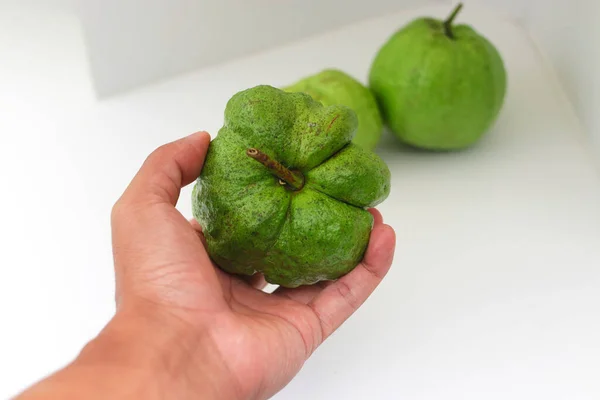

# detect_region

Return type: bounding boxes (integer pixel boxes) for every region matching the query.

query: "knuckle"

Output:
[335,280,360,310]
[364,261,387,281]
[146,143,173,163]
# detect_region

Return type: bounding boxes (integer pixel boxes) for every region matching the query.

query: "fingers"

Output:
[368,208,384,226]
[306,222,395,341]
[117,131,210,207]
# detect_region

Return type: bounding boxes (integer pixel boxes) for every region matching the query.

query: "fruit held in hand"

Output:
[192,85,391,288]
[369,3,507,150]
[283,69,384,150]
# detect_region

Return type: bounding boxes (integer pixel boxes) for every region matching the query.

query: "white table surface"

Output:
[1,3,599,399]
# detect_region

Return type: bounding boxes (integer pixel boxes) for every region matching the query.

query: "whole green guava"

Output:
[369,3,507,150]
[192,85,391,288]
[283,69,384,150]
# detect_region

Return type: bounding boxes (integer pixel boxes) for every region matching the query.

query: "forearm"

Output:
[16,308,229,400]
[16,358,165,400]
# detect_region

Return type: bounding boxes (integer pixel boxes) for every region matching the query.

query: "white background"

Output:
[1,1,599,399]
[78,0,600,157]
[78,0,438,97]
[7,0,599,155]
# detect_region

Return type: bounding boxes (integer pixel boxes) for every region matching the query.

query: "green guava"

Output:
[283,69,384,150]
[192,85,391,288]
[368,3,507,150]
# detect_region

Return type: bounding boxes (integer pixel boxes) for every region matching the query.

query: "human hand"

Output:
[17,132,396,400]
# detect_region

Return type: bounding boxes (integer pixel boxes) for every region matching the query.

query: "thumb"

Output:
[110,131,219,310]
[118,131,211,207]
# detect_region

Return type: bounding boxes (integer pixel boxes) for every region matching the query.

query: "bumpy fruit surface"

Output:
[192,85,391,288]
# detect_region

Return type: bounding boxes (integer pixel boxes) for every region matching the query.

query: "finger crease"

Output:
[361,261,386,281]
[335,280,360,310]
[307,302,330,344]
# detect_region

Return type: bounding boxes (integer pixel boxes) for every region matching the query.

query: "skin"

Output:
[368,5,507,150]
[193,85,391,288]
[283,69,384,150]
[15,131,396,400]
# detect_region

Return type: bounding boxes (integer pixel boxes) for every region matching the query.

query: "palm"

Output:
[209,271,319,399]
[147,213,327,399]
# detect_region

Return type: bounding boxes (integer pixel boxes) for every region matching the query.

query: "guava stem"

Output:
[443,3,463,39]
[246,148,304,190]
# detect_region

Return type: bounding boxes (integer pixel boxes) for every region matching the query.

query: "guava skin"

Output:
[192,85,391,288]
[283,69,384,151]
[368,7,507,150]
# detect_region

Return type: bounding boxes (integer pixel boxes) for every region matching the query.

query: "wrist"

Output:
[18,304,236,400]
[73,305,229,400]
[78,306,192,377]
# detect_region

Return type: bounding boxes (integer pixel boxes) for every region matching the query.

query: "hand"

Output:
[17,132,396,400]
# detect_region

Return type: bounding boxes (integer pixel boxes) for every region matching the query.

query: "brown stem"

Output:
[444,3,463,39]
[246,148,304,190]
